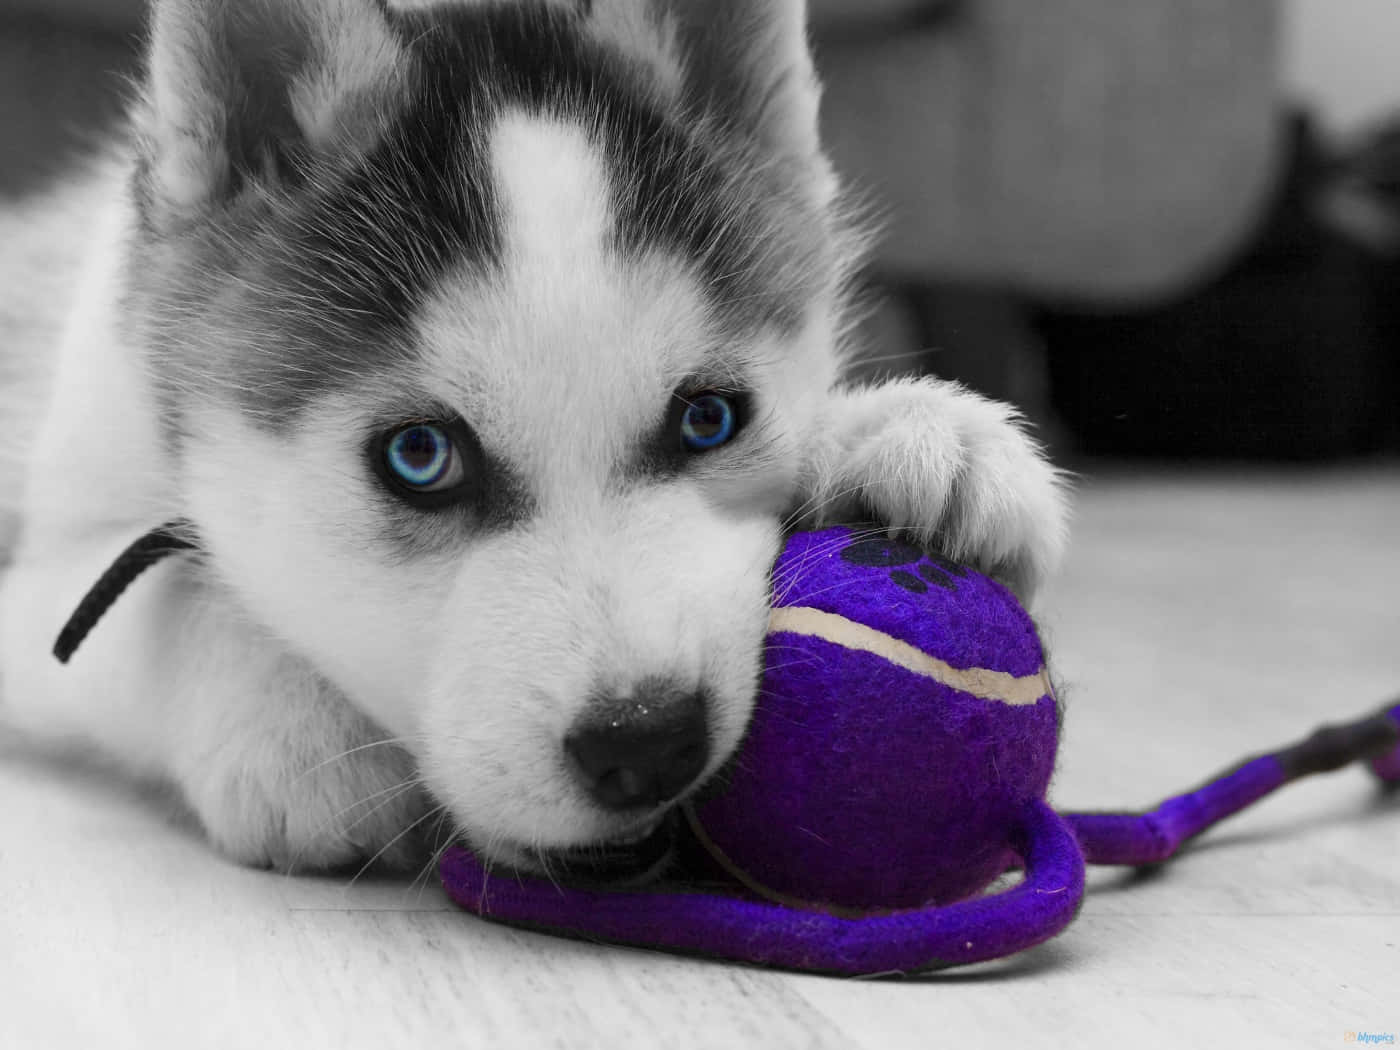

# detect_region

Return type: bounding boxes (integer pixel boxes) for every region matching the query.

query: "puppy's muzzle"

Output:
[565,681,710,811]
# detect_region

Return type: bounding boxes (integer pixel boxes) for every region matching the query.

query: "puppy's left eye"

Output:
[377,422,467,502]
[679,393,742,452]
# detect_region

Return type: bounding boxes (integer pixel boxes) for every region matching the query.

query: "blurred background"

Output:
[0,0,1397,464]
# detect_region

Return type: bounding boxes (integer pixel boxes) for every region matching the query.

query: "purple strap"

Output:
[1069,702,1400,866]
[440,799,1085,977]
[1068,757,1285,865]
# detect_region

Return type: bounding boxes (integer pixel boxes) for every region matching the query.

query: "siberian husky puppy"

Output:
[0,0,1067,877]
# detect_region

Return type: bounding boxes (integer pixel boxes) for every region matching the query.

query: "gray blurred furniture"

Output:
[813,0,1282,304]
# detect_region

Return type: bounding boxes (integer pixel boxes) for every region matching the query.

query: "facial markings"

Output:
[413,113,729,498]
[414,98,805,516]
[458,98,771,482]
[490,110,614,277]
[487,101,763,479]
[215,3,818,429]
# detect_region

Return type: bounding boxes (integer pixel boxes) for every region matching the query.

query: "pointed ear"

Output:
[653,0,824,169]
[138,0,406,225]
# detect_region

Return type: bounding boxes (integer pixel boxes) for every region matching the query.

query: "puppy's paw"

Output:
[175,683,431,873]
[802,377,1070,602]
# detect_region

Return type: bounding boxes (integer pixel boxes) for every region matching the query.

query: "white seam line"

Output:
[768,606,1051,706]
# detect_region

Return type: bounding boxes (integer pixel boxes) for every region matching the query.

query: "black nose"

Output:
[565,683,710,811]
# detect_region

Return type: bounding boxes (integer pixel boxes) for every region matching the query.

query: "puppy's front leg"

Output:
[0,540,429,871]
[800,377,1070,602]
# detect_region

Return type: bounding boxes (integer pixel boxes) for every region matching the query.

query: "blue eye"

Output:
[680,393,739,452]
[384,423,461,491]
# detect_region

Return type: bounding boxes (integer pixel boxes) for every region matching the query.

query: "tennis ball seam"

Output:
[768,606,1050,706]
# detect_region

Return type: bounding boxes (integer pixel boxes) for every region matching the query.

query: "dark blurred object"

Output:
[1035,114,1400,461]
[0,0,144,34]
[1320,119,1400,256]
[0,15,141,197]
[810,0,959,37]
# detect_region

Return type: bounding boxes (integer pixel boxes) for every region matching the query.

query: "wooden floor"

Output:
[3,464,1398,1049]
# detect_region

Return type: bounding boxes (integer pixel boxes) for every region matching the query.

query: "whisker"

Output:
[407,810,457,902]
[770,523,892,605]
[342,802,447,892]
[290,735,428,785]
[284,774,428,877]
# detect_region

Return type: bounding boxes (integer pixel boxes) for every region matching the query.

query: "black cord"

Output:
[52,522,198,665]
[1274,705,1400,780]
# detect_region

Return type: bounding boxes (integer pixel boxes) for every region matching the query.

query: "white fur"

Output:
[804,377,1070,600]
[292,3,408,148]
[0,0,1069,873]
[141,0,405,222]
[586,1,686,101]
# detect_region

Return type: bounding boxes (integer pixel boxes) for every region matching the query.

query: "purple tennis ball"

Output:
[686,526,1060,914]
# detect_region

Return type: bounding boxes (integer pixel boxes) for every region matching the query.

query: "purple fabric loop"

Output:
[440,799,1085,977]
[1067,757,1286,866]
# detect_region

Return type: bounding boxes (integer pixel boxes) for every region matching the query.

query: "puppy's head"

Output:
[131,0,855,871]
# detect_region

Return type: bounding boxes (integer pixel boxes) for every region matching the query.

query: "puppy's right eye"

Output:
[670,390,749,456]
[386,424,461,490]
[373,421,475,509]
[680,393,738,452]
